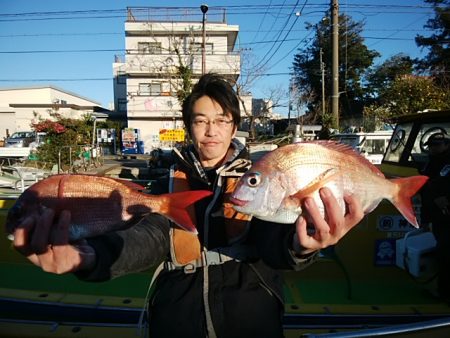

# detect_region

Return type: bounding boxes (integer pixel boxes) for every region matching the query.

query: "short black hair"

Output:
[182,73,240,135]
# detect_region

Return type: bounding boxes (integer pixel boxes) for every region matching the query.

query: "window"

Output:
[116,70,126,84]
[364,139,387,155]
[138,42,162,54]
[191,42,214,54]
[118,99,127,112]
[139,83,161,96]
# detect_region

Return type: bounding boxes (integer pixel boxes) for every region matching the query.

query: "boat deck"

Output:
[1,168,450,337]
[1,251,450,337]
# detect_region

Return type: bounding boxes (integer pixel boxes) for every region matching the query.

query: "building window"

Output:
[191,42,214,54]
[116,70,126,84]
[118,99,127,112]
[138,42,162,54]
[139,83,161,96]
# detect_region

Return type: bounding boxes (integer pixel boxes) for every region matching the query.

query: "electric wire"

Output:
[0,3,436,85]
[252,0,303,71]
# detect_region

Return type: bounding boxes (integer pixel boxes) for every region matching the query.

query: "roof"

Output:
[393,110,450,123]
[0,85,101,106]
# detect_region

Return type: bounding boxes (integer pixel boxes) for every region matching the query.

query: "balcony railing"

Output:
[124,53,240,76]
[126,7,227,24]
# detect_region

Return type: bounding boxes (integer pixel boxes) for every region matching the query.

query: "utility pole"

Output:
[288,79,292,126]
[200,4,209,75]
[320,48,325,117]
[331,0,339,130]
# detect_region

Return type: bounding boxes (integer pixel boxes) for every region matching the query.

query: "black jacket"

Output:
[78,139,317,338]
[420,148,450,226]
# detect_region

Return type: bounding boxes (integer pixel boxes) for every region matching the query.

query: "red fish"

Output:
[231,141,428,227]
[6,174,211,240]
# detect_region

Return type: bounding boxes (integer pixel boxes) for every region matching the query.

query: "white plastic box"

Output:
[396,231,437,277]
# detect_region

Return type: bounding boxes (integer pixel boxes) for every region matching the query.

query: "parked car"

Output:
[29,132,47,150]
[330,130,393,165]
[5,131,36,148]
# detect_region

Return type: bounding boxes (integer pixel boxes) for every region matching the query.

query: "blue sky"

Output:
[0,0,434,116]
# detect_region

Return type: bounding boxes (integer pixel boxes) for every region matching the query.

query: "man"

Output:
[420,132,450,302]
[11,73,364,338]
[421,132,450,178]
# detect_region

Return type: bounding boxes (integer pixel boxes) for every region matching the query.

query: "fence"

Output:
[57,145,104,174]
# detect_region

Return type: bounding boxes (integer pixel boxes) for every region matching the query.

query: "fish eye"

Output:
[246,172,261,187]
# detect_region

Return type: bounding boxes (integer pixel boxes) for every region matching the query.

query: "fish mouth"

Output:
[229,196,248,207]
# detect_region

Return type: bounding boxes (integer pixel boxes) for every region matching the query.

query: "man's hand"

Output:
[12,208,96,274]
[292,187,364,257]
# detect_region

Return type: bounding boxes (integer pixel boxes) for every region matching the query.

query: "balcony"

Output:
[124,52,240,77]
[126,95,182,119]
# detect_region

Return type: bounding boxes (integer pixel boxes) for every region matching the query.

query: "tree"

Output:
[292,12,380,130]
[415,0,450,89]
[364,75,450,124]
[31,113,96,168]
[234,48,286,140]
[234,48,267,140]
[365,53,414,98]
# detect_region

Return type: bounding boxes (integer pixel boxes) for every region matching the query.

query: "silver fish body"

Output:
[230,141,428,227]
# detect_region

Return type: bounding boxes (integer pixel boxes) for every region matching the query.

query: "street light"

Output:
[200,4,209,75]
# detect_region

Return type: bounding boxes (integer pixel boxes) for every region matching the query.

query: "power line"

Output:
[252,0,303,70]
[0,3,436,92]
[0,4,434,22]
[0,32,123,38]
[0,27,434,39]
[0,78,112,82]
[0,34,431,55]
[0,49,123,54]
[0,72,295,83]
[261,0,309,72]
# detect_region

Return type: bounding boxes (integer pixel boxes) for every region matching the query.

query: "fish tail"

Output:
[391,175,429,228]
[158,190,212,234]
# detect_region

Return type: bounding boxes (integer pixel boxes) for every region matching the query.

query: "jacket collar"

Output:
[173,138,248,183]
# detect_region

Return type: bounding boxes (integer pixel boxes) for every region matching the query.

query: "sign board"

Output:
[374,239,396,266]
[376,215,416,232]
[159,129,185,142]
[97,128,116,144]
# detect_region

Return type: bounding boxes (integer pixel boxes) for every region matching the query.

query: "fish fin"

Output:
[391,175,429,228]
[289,168,339,201]
[160,190,212,234]
[304,140,385,177]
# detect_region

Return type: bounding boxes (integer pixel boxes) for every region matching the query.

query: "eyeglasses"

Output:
[191,117,234,128]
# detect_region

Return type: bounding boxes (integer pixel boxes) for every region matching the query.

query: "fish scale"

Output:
[6,174,212,240]
[230,141,428,227]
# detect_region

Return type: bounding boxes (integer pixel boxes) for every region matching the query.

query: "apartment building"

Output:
[113,7,250,152]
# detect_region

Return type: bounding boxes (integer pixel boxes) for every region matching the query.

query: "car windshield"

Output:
[10,132,33,139]
[384,121,450,168]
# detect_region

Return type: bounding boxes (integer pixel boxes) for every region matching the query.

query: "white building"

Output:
[0,85,106,140]
[113,7,251,152]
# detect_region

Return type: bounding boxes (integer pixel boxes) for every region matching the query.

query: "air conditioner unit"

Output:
[396,230,437,278]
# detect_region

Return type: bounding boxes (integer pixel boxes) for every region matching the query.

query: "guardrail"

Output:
[302,316,450,337]
[0,147,31,158]
[0,166,47,192]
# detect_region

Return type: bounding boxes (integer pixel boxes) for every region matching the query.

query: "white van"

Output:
[330,131,393,165]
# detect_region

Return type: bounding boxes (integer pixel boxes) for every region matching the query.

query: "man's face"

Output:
[190,95,237,168]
